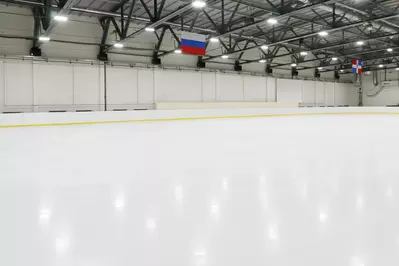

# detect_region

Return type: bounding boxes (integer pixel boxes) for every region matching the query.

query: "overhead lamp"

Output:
[261,45,268,50]
[396,67,399,71]
[145,27,155,32]
[192,0,206,8]
[331,57,338,61]
[39,36,50,42]
[340,69,344,73]
[259,59,266,63]
[317,67,323,70]
[387,48,393,52]
[221,54,229,59]
[54,15,68,22]
[174,49,182,54]
[356,40,365,46]
[291,63,297,67]
[210,37,219,43]
[318,31,328,37]
[114,43,123,48]
[267,18,277,25]
[300,51,308,56]
[378,64,384,68]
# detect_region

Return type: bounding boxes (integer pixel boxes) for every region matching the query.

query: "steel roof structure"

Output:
[2,0,399,74]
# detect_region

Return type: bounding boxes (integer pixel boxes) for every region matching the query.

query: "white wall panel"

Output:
[347,84,359,106]
[4,61,33,106]
[301,81,315,105]
[217,74,243,101]
[334,83,347,105]
[0,58,356,112]
[155,70,201,102]
[0,61,4,111]
[137,69,154,104]
[362,73,399,106]
[106,66,138,105]
[266,77,276,102]
[364,88,399,106]
[201,72,216,102]
[243,75,267,101]
[73,65,101,105]
[315,82,325,105]
[33,62,73,106]
[277,79,301,103]
[325,82,335,106]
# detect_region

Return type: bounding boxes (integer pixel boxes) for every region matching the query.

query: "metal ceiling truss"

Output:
[2,0,399,74]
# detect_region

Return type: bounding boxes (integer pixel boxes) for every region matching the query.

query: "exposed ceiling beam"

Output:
[42,0,80,36]
[4,0,305,53]
[241,32,399,65]
[203,13,399,61]
[104,3,192,51]
[213,0,340,39]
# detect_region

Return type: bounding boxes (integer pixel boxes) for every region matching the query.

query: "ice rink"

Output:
[1,108,399,266]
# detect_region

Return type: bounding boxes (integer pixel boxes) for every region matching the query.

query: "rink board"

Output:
[1,107,399,266]
[1,107,399,128]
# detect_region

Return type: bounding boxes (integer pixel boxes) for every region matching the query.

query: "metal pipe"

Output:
[372,71,379,86]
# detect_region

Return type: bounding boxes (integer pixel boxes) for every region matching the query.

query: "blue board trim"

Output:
[181,39,206,49]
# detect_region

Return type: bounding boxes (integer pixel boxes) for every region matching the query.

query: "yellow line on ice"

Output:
[1,111,399,129]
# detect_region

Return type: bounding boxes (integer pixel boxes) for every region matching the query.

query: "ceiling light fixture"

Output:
[300,51,308,56]
[340,69,344,72]
[331,57,338,61]
[387,48,393,52]
[145,27,155,32]
[356,41,365,46]
[318,67,323,70]
[318,31,328,37]
[192,0,206,8]
[261,45,268,50]
[54,15,68,22]
[259,59,266,63]
[396,67,399,71]
[291,63,297,67]
[114,43,123,48]
[174,49,182,54]
[267,18,277,25]
[210,37,219,43]
[221,55,229,59]
[378,64,384,68]
[39,36,50,42]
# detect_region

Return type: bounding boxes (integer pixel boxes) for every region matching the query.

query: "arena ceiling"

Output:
[2,0,399,74]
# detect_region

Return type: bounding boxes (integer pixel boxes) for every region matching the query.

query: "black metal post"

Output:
[332,3,336,28]
[221,0,225,32]
[104,62,107,111]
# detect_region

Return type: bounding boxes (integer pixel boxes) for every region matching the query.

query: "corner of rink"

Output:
[0,106,399,128]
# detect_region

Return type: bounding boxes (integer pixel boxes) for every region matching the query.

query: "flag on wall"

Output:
[352,59,363,74]
[180,31,206,56]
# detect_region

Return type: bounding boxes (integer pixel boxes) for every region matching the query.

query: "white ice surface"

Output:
[1,110,399,266]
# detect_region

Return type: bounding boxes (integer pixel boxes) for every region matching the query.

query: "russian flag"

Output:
[352,59,363,74]
[180,31,206,56]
